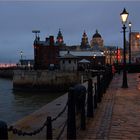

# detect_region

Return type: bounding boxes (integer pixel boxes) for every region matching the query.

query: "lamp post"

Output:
[20,51,23,66]
[20,51,23,60]
[128,21,132,64]
[120,8,129,88]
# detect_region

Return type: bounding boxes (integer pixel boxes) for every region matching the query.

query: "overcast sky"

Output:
[0,1,140,63]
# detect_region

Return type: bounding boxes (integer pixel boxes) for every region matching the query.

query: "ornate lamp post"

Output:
[128,21,132,64]
[120,8,129,88]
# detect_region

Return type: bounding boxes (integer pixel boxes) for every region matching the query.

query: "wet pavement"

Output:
[77,73,140,140]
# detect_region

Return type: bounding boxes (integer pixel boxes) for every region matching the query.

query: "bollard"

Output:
[97,73,101,103]
[87,79,94,118]
[74,84,86,130]
[80,93,86,130]
[46,116,52,140]
[0,121,8,140]
[67,87,76,139]
[94,83,97,109]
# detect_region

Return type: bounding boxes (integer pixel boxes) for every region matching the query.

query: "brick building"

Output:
[34,36,60,69]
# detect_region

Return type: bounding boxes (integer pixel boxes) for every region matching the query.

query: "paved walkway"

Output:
[78,73,140,140]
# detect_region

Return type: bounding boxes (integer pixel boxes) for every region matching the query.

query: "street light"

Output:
[20,51,23,60]
[120,8,129,88]
[128,21,132,64]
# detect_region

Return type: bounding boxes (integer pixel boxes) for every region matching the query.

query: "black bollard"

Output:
[87,79,94,118]
[74,84,86,130]
[97,73,101,103]
[80,93,86,130]
[67,87,76,139]
[94,83,97,109]
[0,121,8,140]
[46,116,52,140]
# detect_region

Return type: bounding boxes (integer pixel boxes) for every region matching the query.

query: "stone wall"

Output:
[13,70,81,91]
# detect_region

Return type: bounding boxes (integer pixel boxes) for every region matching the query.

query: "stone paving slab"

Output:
[77,73,140,140]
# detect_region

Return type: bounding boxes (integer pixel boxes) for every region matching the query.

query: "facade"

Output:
[34,35,59,69]
[90,30,104,49]
[60,50,105,68]
[130,32,140,62]
[59,51,78,71]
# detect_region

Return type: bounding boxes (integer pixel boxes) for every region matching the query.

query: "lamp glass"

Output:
[120,8,129,24]
[129,21,132,27]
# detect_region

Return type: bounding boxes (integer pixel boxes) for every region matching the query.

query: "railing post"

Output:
[97,73,101,102]
[87,79,94,118]
[67,87,76,139]
[46,116,52,140]
[80,92,86,130]
[0,121,8,140]
[94,83,97,109]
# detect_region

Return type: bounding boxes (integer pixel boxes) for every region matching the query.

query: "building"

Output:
[90,30,104,49]
[59,51,78,71]
[60,50,105,69]
[80,31,90,49]
[130,32,140,62]
[33,35,59,69]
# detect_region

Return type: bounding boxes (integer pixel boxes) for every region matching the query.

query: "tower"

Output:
[56,29,64,45]
[80,30,89,49]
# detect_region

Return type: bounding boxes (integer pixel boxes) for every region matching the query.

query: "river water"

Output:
[0,78,64,125]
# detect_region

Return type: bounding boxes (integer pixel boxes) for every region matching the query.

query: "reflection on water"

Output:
[0,78,65,125]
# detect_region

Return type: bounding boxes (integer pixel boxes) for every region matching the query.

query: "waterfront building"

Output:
[33,35,59,69]
[129,32,140,62]
[60,50,105,69]
[59,51,78,71]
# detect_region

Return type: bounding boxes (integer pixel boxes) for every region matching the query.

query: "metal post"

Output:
[129,23,132,64]
[46,116,52,140]
[122,24,128,88]
[0,121,8,140]
[94,83,97,109]
[67,87,76,139]
[97,73,101,102]
[87,79,94,117]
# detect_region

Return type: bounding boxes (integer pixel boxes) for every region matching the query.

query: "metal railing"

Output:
[0,66,113,140]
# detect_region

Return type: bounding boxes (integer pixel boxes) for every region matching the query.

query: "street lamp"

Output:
[128,21,132,64]
[20,51,23,60]
[120,8,129,88]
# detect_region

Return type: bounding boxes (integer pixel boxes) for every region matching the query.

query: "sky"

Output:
[0,1,140,63]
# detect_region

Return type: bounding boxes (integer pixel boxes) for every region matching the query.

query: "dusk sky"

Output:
[0,1,140,63]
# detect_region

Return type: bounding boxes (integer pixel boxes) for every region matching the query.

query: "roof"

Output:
[93,30,102,38]
[78,59,90,63]
[60,50,104,57]
[59,51,78,59]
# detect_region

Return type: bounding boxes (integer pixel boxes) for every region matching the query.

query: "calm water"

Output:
[0,78,64,125]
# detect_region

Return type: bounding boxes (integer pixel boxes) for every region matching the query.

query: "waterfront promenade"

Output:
[7,72,140,140]
[77,73,140,139]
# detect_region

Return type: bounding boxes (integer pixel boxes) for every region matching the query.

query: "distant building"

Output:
[19,59,34,69]
[90,30,104,49]
[80,31,90,49]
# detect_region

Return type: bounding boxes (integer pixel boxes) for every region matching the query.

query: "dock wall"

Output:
[13,70,81,91]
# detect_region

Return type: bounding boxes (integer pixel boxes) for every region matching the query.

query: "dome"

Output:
[93,30,102,38]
